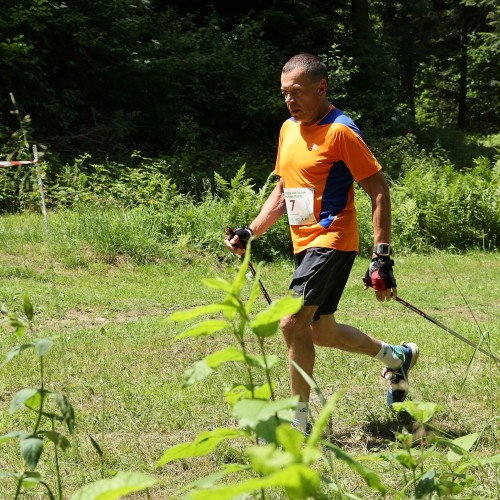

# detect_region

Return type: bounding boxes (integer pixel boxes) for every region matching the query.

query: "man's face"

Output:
[280,67,327,125]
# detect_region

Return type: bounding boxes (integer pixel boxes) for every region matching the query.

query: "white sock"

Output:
[375,342,404,369]
[292,402,309,432]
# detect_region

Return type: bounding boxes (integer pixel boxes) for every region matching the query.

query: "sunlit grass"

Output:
[0,228,498,498]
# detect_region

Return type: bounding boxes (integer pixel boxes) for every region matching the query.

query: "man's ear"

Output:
[318,79,328,96]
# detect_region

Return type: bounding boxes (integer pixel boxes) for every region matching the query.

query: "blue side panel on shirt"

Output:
[318,108,365,141]
[317,108,360,228]
[319,161,354,228]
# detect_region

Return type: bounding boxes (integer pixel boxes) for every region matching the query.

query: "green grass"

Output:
[0,228,498,498]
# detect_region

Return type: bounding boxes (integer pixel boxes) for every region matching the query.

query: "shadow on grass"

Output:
[326,414,411,451]
[327,410,466,452]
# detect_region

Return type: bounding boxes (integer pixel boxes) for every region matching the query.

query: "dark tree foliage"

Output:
[0,0,498,189]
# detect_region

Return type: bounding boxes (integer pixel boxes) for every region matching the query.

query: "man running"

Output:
[225,53,418,434]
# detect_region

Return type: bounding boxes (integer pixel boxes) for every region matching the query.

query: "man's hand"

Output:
[363,257,397,302]
[224,227,253,256]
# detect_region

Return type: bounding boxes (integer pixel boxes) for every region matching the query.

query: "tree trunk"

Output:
[399,10,416,122]
[458,5,468,129]
[351,0,369,33]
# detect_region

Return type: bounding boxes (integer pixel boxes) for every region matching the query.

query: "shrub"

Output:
[176,166,291,261]
[392,157,500,251]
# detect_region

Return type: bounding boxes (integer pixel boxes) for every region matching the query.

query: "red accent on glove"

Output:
[371,270,387,291]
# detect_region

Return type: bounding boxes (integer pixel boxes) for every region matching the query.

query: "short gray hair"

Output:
[282,53,328,82]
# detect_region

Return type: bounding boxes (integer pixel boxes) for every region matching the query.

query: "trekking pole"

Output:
[226,227,272,305]
[394,296,499,364]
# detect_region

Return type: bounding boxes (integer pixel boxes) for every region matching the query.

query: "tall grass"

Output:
[1,154,498,269]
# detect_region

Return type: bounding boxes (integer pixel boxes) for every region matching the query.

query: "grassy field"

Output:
[0,229,498,498]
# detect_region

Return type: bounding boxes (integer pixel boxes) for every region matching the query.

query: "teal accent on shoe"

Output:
[390,344,405,363]
[385,342,419,408]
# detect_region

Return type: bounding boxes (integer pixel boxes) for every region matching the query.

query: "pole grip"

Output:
[225,227,272,305]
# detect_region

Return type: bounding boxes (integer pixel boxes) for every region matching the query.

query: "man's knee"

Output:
[280,312,313,343]
[311,316,340,347]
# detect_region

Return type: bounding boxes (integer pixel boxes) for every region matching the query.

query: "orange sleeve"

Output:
[334,125,382,182]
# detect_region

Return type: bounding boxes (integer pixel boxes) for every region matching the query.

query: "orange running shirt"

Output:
[275,106,382,254]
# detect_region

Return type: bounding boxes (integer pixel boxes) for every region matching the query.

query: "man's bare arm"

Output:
[358,171,396,301]
[358,171,391,252]
[250,178,286,237]
[225,178,286,255]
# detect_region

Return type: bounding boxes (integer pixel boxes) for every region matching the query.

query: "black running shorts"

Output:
[289,247,356,321]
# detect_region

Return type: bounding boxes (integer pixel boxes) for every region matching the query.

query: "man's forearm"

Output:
[371,188,392,251]
[249,180,286,237]
[358,171,392,254]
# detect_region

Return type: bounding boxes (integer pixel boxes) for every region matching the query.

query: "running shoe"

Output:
[382,342,419,407]
[291,421,313,437]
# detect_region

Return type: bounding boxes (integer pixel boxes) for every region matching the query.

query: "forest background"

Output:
[0,0,499,248]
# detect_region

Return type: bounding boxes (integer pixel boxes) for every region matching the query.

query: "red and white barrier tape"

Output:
[0,159,39,167]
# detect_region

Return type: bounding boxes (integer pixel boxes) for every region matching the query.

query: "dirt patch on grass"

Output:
[43,307,168,330]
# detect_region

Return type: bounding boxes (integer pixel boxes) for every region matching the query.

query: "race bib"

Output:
[283,187,316,225]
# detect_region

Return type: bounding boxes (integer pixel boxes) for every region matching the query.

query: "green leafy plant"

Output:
[0,296,158,500]
[158,242,387,498]
[0,296,74,499]
[361,401,500,498]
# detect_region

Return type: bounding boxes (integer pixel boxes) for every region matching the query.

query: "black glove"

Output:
[232,227,254,249]
[363,257,397,291]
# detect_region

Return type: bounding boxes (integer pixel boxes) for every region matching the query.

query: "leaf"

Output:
[447,433,480,463]
[0,471,19,481]
[176,464,248,496]
[70,471,158,500]
[20,437,44,471]
[23,294,34,321]
[245,261,265,313]
[88,434,103,458]
[22,390,47,413]
[479,454,500,465]
[324,442,386,494]
[35,338,53,357]
[9,388,38,414]
[291,360,327,406]
[244,353,279,370]
[39,431,71,451]
[157,428,245,467]
[0,431,30,444]
[233,241,253,297]
[2,343,35,367]
[391,401,441,423]
[247,441,296,474]
[21,472,44,491]
[250,294,302,337]
[275,424,304,458]
[250,320,279,338]
[201,277,234,294]
[415,469,436,499]
[174,319,229,340]
[182,359,213,388]
[189,463,321,500]
[224,383,274,405]
[55,393,76,434]
[233,397,299,429]
[393,451,417,470]
[306,390,345,449]
[206,347,245,368]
